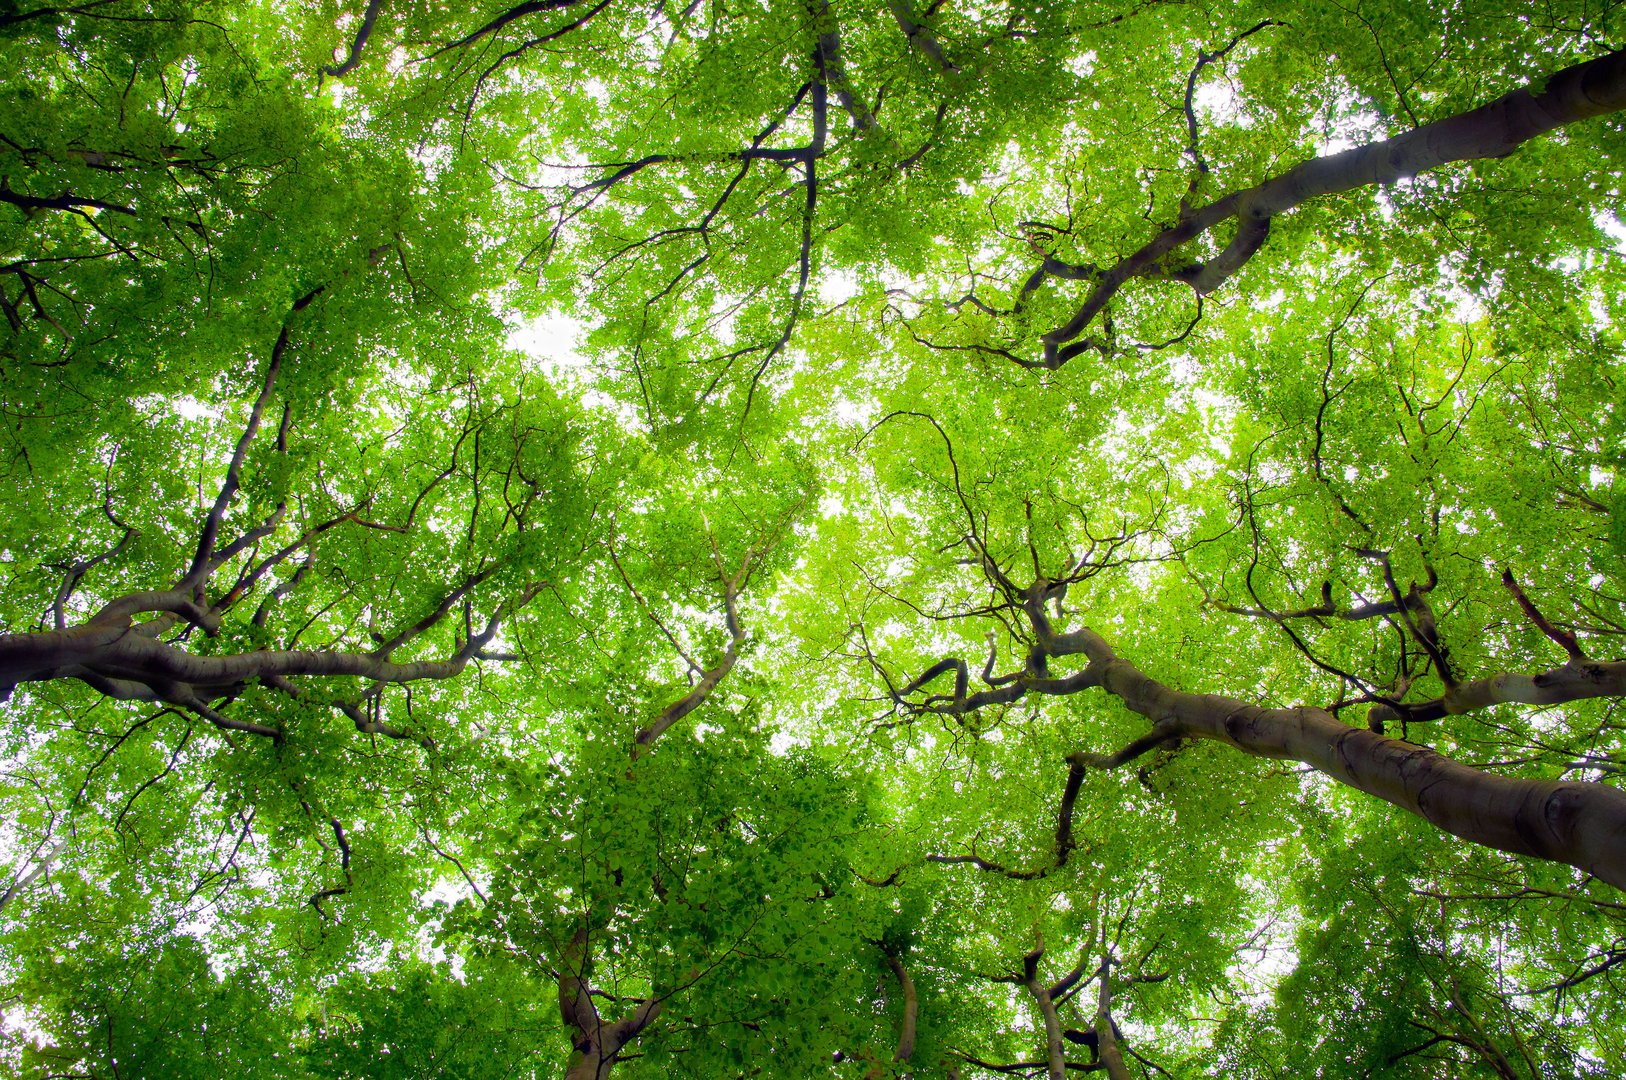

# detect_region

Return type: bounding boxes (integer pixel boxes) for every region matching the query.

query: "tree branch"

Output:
[1502,568,1586,663]
[1036,46,1626,366]
[323,0,385,77]
[184,286,323,592]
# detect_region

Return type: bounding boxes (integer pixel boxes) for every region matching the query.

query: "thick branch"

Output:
[0,838,66,913]
[558,926,602,1040]
[0,0,123,31]
[1210,579,1418,623]
[1053,623,1626,889]
[1368,659,1626,726]
[1181,23,1282,184]
[888,951,918,1064]
[895,580,1626,889]
[886,0,960,75]
[0,609,515,742]
[952,1049,1101,1074]
[559,925,667,1080]
[0,624,496,688]
[430,0,584,56]
[813,4,878,133]
[1068,729,1181,771]
[865,948,919,1078]
[1503,568,1586,663]
[0,180,136,217]
[927,757,1088,880]
[1092,964,1131,1080]
[373,563,499,657]
[323,0,385,77]
[90,590,220,634]
[1039,46,1626,365]
[1035,576,1626,884]
[1030,976,1067,1080]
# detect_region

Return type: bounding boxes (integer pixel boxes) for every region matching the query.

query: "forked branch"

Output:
[632,542,756,751]
[558,924,671,1080]
[891,570,1626,890]
[1031,46,1626,368]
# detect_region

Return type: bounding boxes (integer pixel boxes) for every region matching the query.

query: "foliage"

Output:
[3,1,1626,1077]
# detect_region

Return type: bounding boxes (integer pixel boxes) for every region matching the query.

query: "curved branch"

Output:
[1502,568,1587,663]
[323,0,385,76]
[928,757,1089,880]
[897,576,1626,889]
[632,567,747,750]
[558,923,671,1080]
[1047,624,1626,889]
[428,0,585,57]
[1369,658,1626,726]
[865,947,918,1078]
[1038,46,1626,365]
[1068,729,1182,772]
[887,951,918,1065]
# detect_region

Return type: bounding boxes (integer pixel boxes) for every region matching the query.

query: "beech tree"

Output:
[3,1,1626,1078]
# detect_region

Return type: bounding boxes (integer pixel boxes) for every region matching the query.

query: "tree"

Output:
[3,1,1626,1077]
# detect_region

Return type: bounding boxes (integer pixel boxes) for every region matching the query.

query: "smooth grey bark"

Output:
[1017,588,1626,891]
[896,570,1626,891]
[863,949,918,1079]
[1092,964,1131,1080]
[886,949,918,1066]
[559,926,665,1080]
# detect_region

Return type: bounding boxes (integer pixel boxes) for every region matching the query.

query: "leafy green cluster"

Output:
[2,1,1625,1078]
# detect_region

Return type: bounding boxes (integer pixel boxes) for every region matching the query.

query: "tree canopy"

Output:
[3,1,1626,1076]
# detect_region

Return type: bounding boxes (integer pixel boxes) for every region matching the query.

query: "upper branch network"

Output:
[880,529,1626,890]
[924,43,1626,370]
[0,290,564,746]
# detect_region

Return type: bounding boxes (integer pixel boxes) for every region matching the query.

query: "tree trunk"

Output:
[887,951,918,1065]
[556,926,664,1080]
[1093,963,1131,1080]
[1029,982,1067,1080]
[564,1049,617,1080]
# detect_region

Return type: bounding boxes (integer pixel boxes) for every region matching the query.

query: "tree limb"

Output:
[323,0,385,77]
[1036,46,1626,367]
